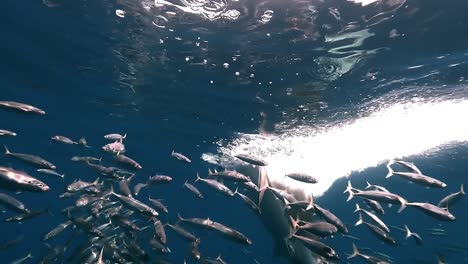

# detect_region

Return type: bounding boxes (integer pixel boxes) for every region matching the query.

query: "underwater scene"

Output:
[1,0,468,263]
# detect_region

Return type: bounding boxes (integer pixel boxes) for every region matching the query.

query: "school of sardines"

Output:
[0,100,466,264]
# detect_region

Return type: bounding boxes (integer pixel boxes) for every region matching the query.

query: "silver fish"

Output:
[178,214,251,245]
[101,141,125,154]
[234,188,260,213]
[183,181,204,199]
[4,146,56,170]
[42,220,72,241]
[11,252,34,264]
[71,156,101,163]
[235,153,268,166]
[348,243,390,264]
[37,169,65,178]
[438,184,465,208]
[291,234,339,260]
[404,224,422,245]
[355,213,397,246]
[244,181,260,192]
[354,204,389,233]
[0,193,30,213]
[406,202,455,221]
[148,175,172,184]
[386,166,446,188]
[0,129,16,137]
[391,159,422,174]
[195,173,234,196]
[313,203,348,234]
[190,239,201,260]
[51,135,78,145]
[0,166,49,192]
[166,223,198,242]
[110,186,158,216]
[115,154,142,169]
[104,133,126,141]
[363,198,385,215]
[345,181,407,213]
[0,101,45,114]
[133,183,148,196]
[208,169,250,182]
[285,173,318,184]
[78,137,91,148]
[365,181,390,193]
[171,150,191,163]
[66,178,100,193]
[152,218,167,244]
[290,217,337,237]
[148,197,168,213]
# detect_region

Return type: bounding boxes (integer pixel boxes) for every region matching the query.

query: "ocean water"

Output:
[1,0,468,263]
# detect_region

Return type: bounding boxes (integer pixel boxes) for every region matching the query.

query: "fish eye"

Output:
[38,183,43,187]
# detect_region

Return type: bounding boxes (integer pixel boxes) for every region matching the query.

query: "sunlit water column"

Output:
[203,97,468,263]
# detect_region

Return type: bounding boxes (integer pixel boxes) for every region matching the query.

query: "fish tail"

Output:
[386,162,394,178]
[305,199,314,211]
[289,215,299,230]
[354,212,363,226]
[195,173,201,182]
[365,181,372,189]
[354,203,361,213]
[93,177,101,186]
[347,243,360,259]
[4,145,10,155]
[344,181,355,202]
[404,225,412,240]
[208,169,214,176]
[177,213,184,222]
[398,198,407,213]
[109,184,115,194]
[234,187,239,195]
[461,184,465,195]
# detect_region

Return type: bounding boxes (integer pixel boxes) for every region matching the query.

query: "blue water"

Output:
[1,0,468,263]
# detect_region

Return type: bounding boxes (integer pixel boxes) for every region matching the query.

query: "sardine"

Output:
[195,173,234,197]
[0,193,30,213]
[406,202,455,221]
[438,184,465,208]
[285,173,318,184]
[0,101,45,115]
[313,203,348,234]
[208,169,250,182]
[347,243,390,264]
[0,129,16,137]
[37,169,65,179]
[0,166,49,192]
[345,181,407,213]
[171,150,191,163]
[51,135,78,145]
[4,146,56,170]
[235,154,268,166]
[292,234,339,260]
[115,155,142,170]
[387,166,446,188]
[355,213,397,246]
[183,181,204,199]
